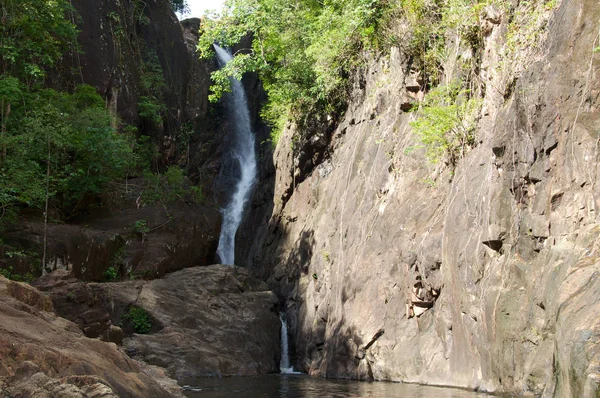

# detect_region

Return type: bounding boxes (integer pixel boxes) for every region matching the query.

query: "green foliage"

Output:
[0,0,79,85]
[410,81,480,165]
[0,86,136,220]
[397,0,495,86]
[198,0,392,143]
[141,166,185,204]
[138,96,165,126]
[170,0,189,14]
[140,166,203,206]
[133,219,150,235]
[0,266,34,283]
[503,0,561,72]
[189,185,205,203]
[122,306,152,334]
[137,52,167,127]
[103,266,118,281]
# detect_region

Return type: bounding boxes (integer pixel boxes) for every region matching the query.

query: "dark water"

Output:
[180,375,491,398]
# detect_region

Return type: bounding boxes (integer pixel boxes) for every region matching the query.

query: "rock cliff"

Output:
[241,0,600,396]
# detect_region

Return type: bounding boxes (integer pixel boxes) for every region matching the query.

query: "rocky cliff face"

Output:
[242,0,600,396]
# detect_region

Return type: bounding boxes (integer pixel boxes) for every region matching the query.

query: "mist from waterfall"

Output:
[214,45,257,266]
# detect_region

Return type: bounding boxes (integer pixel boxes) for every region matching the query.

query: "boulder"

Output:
[0,276,181,397]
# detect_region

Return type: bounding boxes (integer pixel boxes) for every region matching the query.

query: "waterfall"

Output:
[280,313,296,374]
[213,45,257,266]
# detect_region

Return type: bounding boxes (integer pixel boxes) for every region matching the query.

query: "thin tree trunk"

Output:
[0,99,9,161]
[42,138,50,273]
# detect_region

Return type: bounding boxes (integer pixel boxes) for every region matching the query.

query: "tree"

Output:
[170,0,189,14]
[0,0,78,86]
[197,0,391,143]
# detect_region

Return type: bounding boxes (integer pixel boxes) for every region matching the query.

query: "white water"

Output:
[214,45,257,266]
[280,313,299,374]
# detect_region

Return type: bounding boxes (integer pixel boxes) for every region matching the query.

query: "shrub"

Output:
[103,266,118,282]
[133,219,150,235]
[410,81,480,165]
[122,306,152,334]
[0,266,35,283]
[141,166,204,206]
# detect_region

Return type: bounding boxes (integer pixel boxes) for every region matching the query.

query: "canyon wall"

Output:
[243,0,600,396]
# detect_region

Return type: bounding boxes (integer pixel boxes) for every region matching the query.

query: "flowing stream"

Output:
[213,45,257,266]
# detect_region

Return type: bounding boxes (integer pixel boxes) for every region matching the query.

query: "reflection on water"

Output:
[180,374,491,398]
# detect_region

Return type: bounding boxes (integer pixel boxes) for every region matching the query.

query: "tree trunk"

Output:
[0,99,9,161]
[42,138,50,273]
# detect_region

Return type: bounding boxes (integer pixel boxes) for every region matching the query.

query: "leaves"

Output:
[0,86,136,222]
[411,81,481,164]
[0,0,79,84]
[197,0,393,143]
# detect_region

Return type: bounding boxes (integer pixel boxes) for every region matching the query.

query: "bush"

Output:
[133,219,150,235]
[141,166,204,206]
[410,81,480,165]
[122,306,152,334]
[0,266,35,283]
[103,266,118,282]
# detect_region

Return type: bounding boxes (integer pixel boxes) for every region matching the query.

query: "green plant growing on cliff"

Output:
[141,166,204,206]
[137,51,167,127]
[502,0,561,75]
[103,266,118,282]
[396,0,499,87]
[122,306,152,334]
[411,81,481,165]
[133,219,150,243]
[133,219,151,235]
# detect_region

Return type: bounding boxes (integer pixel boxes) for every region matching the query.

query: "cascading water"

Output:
[280,313,297,374]
[213,45,257,266]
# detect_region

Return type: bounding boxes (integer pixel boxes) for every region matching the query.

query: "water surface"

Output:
[181,375,491,398]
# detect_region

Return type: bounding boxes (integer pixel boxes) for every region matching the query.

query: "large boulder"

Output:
[34,265,282,379]
[122,265,281,378]
[0,276,181,397]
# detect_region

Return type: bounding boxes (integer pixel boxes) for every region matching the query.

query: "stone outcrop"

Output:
[6,199,219,282]
[122,265,281,378]
[34,265,282,379]
[240,0,600,396]
[57,0,209,134]
[0,276,181,397]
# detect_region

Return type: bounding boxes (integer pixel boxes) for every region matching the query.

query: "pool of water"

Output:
[180,374,491,398]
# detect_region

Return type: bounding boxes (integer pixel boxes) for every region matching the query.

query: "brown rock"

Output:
[0,276,180,397]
